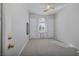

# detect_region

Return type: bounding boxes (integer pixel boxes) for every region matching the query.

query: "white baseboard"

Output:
[18,39,29,56]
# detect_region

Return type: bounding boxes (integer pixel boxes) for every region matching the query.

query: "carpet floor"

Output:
[21,39,78,56]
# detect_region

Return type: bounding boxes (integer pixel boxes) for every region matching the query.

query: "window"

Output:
[38,18,47,33]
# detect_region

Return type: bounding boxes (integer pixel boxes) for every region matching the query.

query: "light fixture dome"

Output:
[43,4,55,12]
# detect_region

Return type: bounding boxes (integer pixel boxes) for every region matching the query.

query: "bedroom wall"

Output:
[56,3,79,48]
[0,3,1,55]
[3,3,29,56]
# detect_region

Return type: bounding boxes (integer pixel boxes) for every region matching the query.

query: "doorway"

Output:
[29,13,55,39]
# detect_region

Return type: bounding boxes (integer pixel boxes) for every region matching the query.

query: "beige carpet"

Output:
[21,39,77,56]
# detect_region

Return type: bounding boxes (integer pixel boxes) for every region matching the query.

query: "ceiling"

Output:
[26,3,67,15]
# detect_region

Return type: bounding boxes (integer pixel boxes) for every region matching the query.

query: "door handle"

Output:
[26,22,29,35]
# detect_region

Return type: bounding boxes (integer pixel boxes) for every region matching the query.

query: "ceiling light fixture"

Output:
[43,4,55,12]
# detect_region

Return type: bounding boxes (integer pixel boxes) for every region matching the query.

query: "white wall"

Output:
[3,3,29,56]
[30,13,54,39]
[46,15,55,39]
[30,13,40,39]
[56,4,79,48]
[0,3,1,55]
